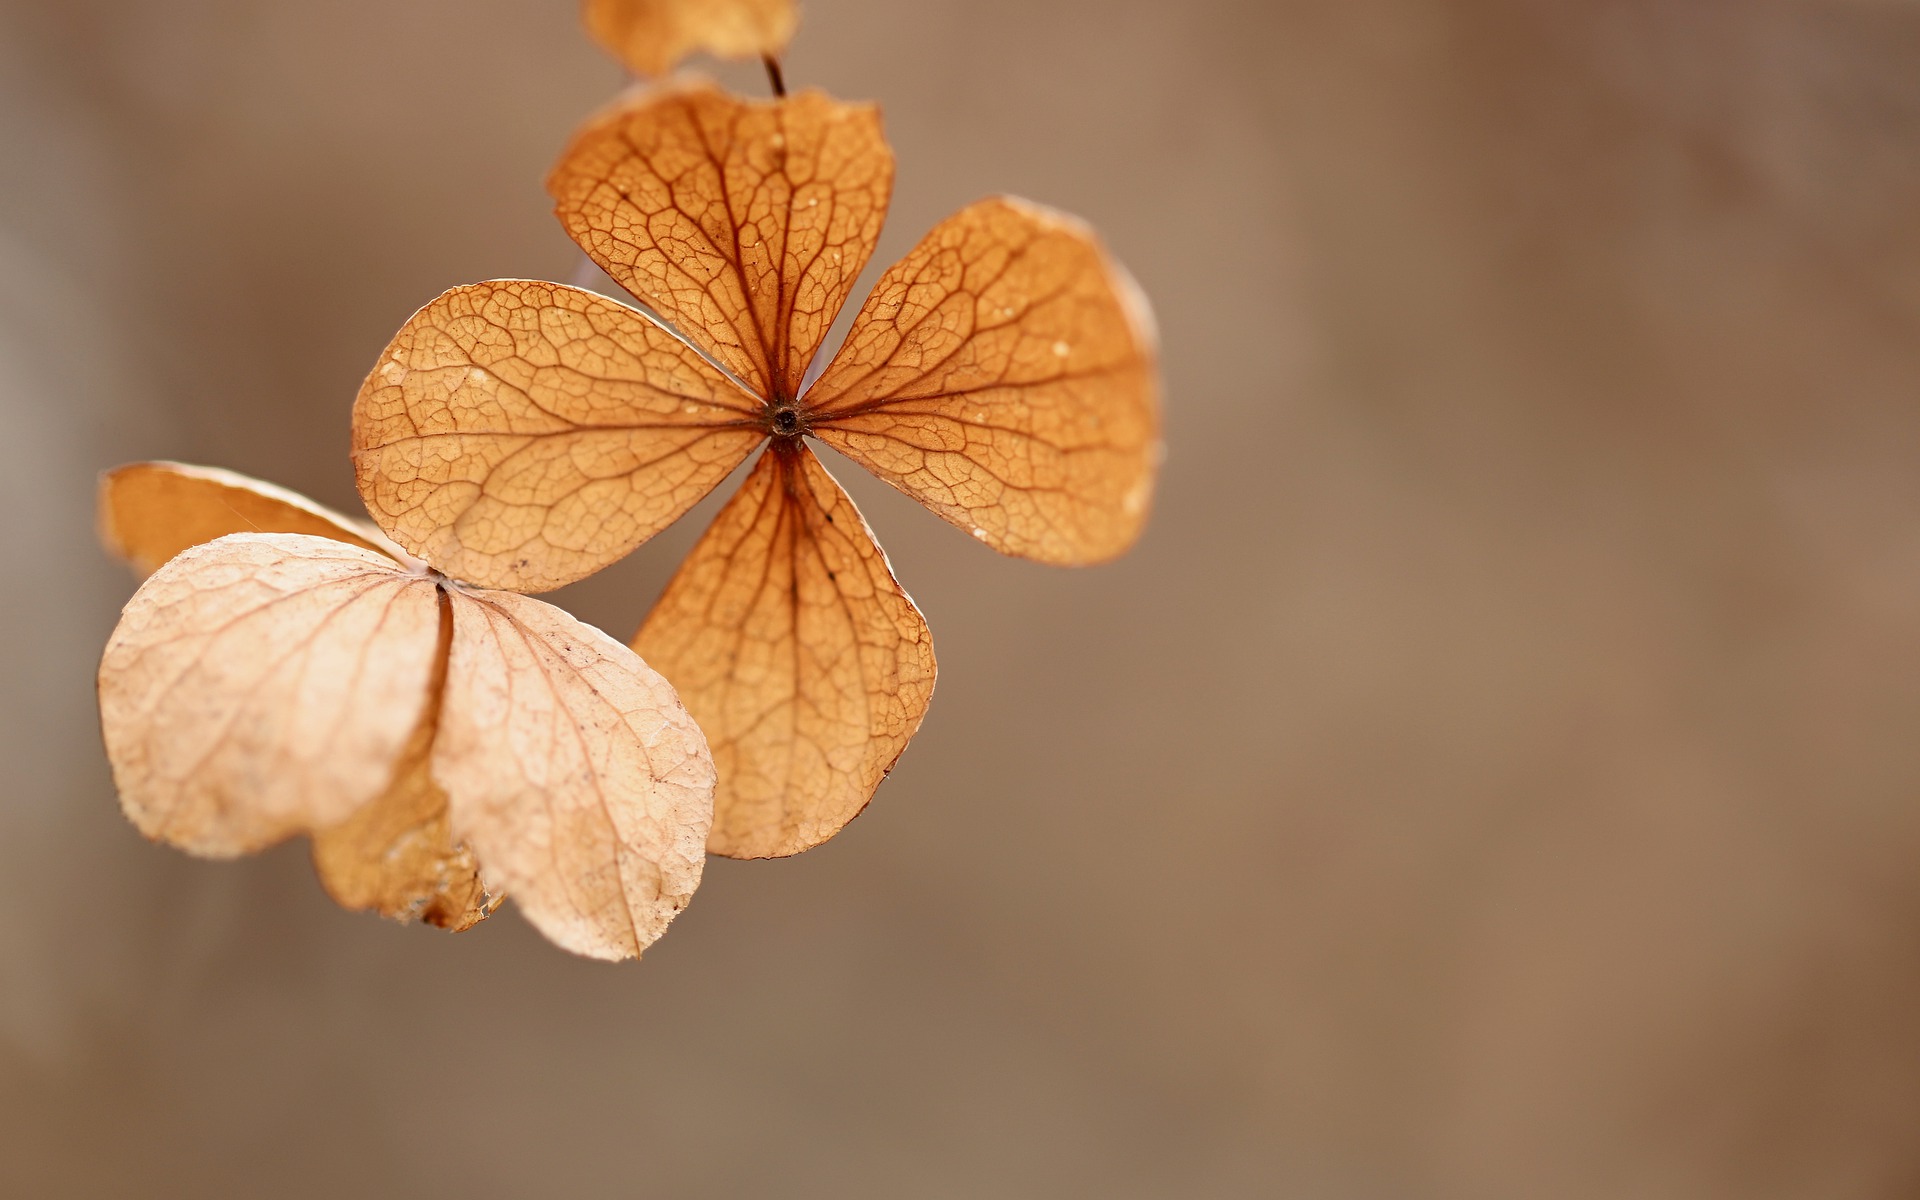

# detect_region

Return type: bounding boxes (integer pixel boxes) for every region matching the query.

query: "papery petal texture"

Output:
[634,444,934,858]
[807,197,1161,564]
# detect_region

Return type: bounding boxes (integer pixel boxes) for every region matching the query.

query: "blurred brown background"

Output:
[5,0,1920,1195]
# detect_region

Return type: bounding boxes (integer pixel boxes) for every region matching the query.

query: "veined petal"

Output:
[634,443,935,859]
[98,534,441,856]
[352,279,762,592]
[807,197,1161,565]
[550,80,893,402]
[436,588,715,959]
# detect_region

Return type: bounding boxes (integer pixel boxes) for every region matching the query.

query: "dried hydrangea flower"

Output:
[353,80,1161,858]
[97,462,714,959]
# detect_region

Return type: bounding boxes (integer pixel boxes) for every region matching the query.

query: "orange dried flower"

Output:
[97,462,714,960]
[353,80,1162,859]
[583,0,797,78]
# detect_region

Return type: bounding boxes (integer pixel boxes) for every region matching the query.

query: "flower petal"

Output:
[98,534,441,856]
[635,443,935,859]
[351,279,763,592]
[435,588,714,960]
[807,197,1161,564]
[550,80,893,402]
[310,593,498,931]
[100,461,392,578]
[583,0,796,78]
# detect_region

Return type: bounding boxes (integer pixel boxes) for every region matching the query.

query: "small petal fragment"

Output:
[101,461,390,578]
[98,535,441,857]
[311,593,498,931]
[635,444,935,859]
[436,589,714,960]
[807,197,1161,564]
[311,750,497,931]
[351,279,763,592]
[550,81,893,401]
[583,0,796,78]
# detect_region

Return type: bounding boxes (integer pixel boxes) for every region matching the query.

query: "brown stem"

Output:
[763,54,787,98]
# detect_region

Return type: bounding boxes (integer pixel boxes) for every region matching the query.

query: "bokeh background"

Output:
[5,0,1920,1195]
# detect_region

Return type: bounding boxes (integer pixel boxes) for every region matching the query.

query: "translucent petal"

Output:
[635,444,935,858]
[808,197,1161,564]
[437,588,715,959]
[551,81,893,402]
[583,0,796,78]
[352,279,763,592]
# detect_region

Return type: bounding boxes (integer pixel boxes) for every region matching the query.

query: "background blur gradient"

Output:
[4,1,1920,1195]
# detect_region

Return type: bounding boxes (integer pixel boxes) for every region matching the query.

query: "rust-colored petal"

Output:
[435,587,714,960]
[549,81,893,402]
[310,592,498,931]
[806,197,1161,565]
[97,534,441,857]
[351,279,763,593]
[100,461,391,578]
[583,0,796,78]
[634,443,935,859]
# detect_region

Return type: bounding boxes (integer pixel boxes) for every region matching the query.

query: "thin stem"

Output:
[763,54,787,98]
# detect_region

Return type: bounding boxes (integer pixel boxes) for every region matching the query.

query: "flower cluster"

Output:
[96,0,1160,960]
